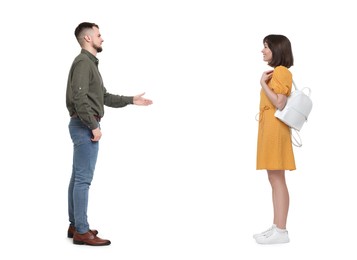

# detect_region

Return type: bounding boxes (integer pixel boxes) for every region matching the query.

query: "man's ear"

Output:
[84,35,91,42]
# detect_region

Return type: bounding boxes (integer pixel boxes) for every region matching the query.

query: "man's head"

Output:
[74,22,103,53]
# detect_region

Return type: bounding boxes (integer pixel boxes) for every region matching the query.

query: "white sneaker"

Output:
[253,224,276,239]
[255,227,290,244]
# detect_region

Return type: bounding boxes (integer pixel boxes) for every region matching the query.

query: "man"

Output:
[66,22,153,246]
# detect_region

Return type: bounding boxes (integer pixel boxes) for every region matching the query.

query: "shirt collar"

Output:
[81,49,99,65]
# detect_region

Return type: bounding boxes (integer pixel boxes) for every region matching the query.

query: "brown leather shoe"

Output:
[73,231,111,246]
[67,225,98,238]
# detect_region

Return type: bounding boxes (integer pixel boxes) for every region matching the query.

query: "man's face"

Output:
[91,27,104,53]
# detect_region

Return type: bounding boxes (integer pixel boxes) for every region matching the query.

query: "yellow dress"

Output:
[256,66,296,170]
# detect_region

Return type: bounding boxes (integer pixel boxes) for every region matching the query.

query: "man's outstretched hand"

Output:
[133,92,153,106]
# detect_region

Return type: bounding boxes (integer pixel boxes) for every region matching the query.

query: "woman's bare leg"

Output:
[267,170,289,229]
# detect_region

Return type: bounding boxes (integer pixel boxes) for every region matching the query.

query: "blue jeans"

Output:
[68,117,99,234]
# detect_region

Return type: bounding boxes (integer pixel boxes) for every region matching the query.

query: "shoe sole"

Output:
[255,237,290,244]
[256,240,290,245]
[73,240,111,246]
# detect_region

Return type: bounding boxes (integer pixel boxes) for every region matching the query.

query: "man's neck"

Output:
[83,46,97,57]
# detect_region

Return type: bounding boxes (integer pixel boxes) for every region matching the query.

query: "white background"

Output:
[1,0,356,259]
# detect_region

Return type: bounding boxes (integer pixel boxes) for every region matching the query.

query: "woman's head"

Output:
[263,34,294,68]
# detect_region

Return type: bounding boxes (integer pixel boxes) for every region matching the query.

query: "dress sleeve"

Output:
[270,66,292,95]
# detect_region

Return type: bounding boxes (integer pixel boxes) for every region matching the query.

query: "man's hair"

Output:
[263,34,294,68]
[74,22,99,45]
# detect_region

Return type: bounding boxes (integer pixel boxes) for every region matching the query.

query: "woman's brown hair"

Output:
[263,34,294,68]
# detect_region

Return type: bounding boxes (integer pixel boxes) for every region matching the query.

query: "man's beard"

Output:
[93,43,103,53]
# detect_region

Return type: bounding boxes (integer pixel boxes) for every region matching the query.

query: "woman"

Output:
[254,34,295,244]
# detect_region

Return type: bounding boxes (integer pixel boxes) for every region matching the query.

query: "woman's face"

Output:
[262,42,272,62]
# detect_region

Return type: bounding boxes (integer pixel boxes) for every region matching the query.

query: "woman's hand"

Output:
[260,70,274,85]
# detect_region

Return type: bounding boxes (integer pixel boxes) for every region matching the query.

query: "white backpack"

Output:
[275,80,312,146]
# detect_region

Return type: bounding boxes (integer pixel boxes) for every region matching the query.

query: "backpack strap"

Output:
[291,128,302,147]
[292,80,297,90]
[291,80,303,147]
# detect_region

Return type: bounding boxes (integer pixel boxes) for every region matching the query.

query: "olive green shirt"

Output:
[66,49,133,129]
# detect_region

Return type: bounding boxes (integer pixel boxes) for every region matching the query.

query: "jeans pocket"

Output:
[69,125,92,146]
